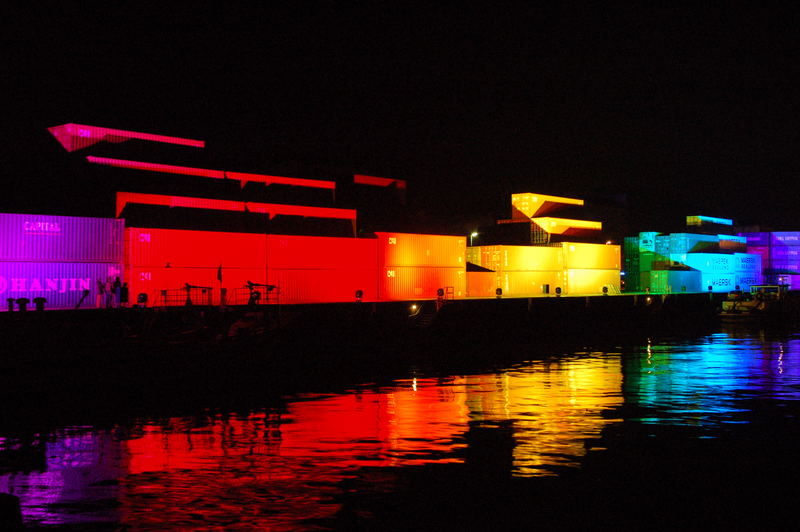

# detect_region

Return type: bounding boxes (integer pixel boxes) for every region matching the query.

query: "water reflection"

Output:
[3,329,800,528]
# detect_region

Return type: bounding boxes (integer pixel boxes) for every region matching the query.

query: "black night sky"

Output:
[3,4,800,236]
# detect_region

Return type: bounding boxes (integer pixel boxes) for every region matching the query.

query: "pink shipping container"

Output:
[564,269,620,295]
[265,235,377,270]
[562,243,621,270]
[126,228,267,269]
[747,246,771,268]
[770,260,800,273]
[376,232,465,268]
[267,268,378,304]
[1,261,122,310]
[378,267,465,301]
[0,213,123,263]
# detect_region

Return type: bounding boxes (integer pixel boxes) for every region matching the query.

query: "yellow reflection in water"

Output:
[465,356,623,476]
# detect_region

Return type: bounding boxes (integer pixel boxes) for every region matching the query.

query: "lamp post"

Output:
[470,231,478,246]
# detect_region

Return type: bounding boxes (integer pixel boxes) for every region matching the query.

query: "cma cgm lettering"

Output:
[0,276,90,294]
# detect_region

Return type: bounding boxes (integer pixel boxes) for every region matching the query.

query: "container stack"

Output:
[562,242,621,294]
[466,245,564,297]
[0,213,124,310]
[622,237,640,292]
[376,232,466,301]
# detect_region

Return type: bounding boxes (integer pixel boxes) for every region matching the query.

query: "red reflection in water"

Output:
[121,382,468,529]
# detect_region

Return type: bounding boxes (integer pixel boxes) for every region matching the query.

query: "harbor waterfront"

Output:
[1,324,799,529]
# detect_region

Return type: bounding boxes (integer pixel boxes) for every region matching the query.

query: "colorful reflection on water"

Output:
[2,329,800,528]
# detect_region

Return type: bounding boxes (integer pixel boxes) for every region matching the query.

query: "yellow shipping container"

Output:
[475,245,563,272]
[501,271,564,296]
[562,243,620,270]
[565,269,620,295]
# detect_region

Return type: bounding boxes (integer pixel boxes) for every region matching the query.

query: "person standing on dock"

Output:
[96,279,105,308]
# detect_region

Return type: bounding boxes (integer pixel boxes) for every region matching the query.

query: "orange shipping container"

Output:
[562,243,620,270]
[377,232,465,268]
[466,271,499,297]
[564,269,620,295]
[379,267,466,301]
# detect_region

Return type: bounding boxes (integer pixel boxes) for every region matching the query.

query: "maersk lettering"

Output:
[0,276,90,294]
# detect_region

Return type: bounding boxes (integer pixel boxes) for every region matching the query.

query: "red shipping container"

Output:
[267,268,378,304]
[128,266,266,306]
[126,228,267,269]
[265,235,377,270]
[376,233,465,268]
[379,267,465,301]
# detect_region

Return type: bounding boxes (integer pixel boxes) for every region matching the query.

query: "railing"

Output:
[158,284,214,307]
[227,283,280,306]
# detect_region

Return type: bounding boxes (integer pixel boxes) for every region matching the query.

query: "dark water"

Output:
[3,326,800,529]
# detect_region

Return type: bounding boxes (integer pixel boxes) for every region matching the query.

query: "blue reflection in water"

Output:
[624,331,800,425]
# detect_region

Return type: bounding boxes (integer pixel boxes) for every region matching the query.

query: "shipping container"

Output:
[734,273,762,291]
[733,253,762,272]
[739,232,771,247]
[564,269,620,295]
[126,228,267,269]
[267,268,379,304]
[562,243,620,270]
[500,271,563,296]
[0,213,123,263]
[1,261,122,310]
[265,234,377,270]
[771,232,800,246]
[476,245,563,272]
[638,232,658,252]
[677,253,735,274]
[378,267,465,301]
[640,252,655,272]
[668,233,719,254]
[466,271,499,298]
[768,260,800,273]
[700,273,736,292]
[466,247,482,267]
[376,232,465,268]
[747,246,771,268]
[770,246,800,261]
[655,236,670,258]
[666,270,702,293]
[128,266,267,306]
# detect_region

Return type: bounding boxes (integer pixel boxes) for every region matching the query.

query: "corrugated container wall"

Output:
[700,273,737,292]
[378,267,465,300]
[268,268,378,304]
[747,246,771,269]
[376,232,465,268]
[466,272,498,298]
[638,232,657,252]
[771,232,800,246]
[128,266,266,307]
[669,233,719,254]
[126,228,267,268]
[564,269,620,295]
[740,232,770,247]
[1,262,123,310]
[770,247,800,261]
[562,243,620,270]
[266,235,377,270]
[474,245,563,272]
[501,271,563,296]
[0,213,123,263]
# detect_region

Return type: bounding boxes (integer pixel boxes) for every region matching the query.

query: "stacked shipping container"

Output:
[630,231,762,293]
[376,232,466,300]
[0,213,124,310]
[741,231,800,289]
[465,243,620,297]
